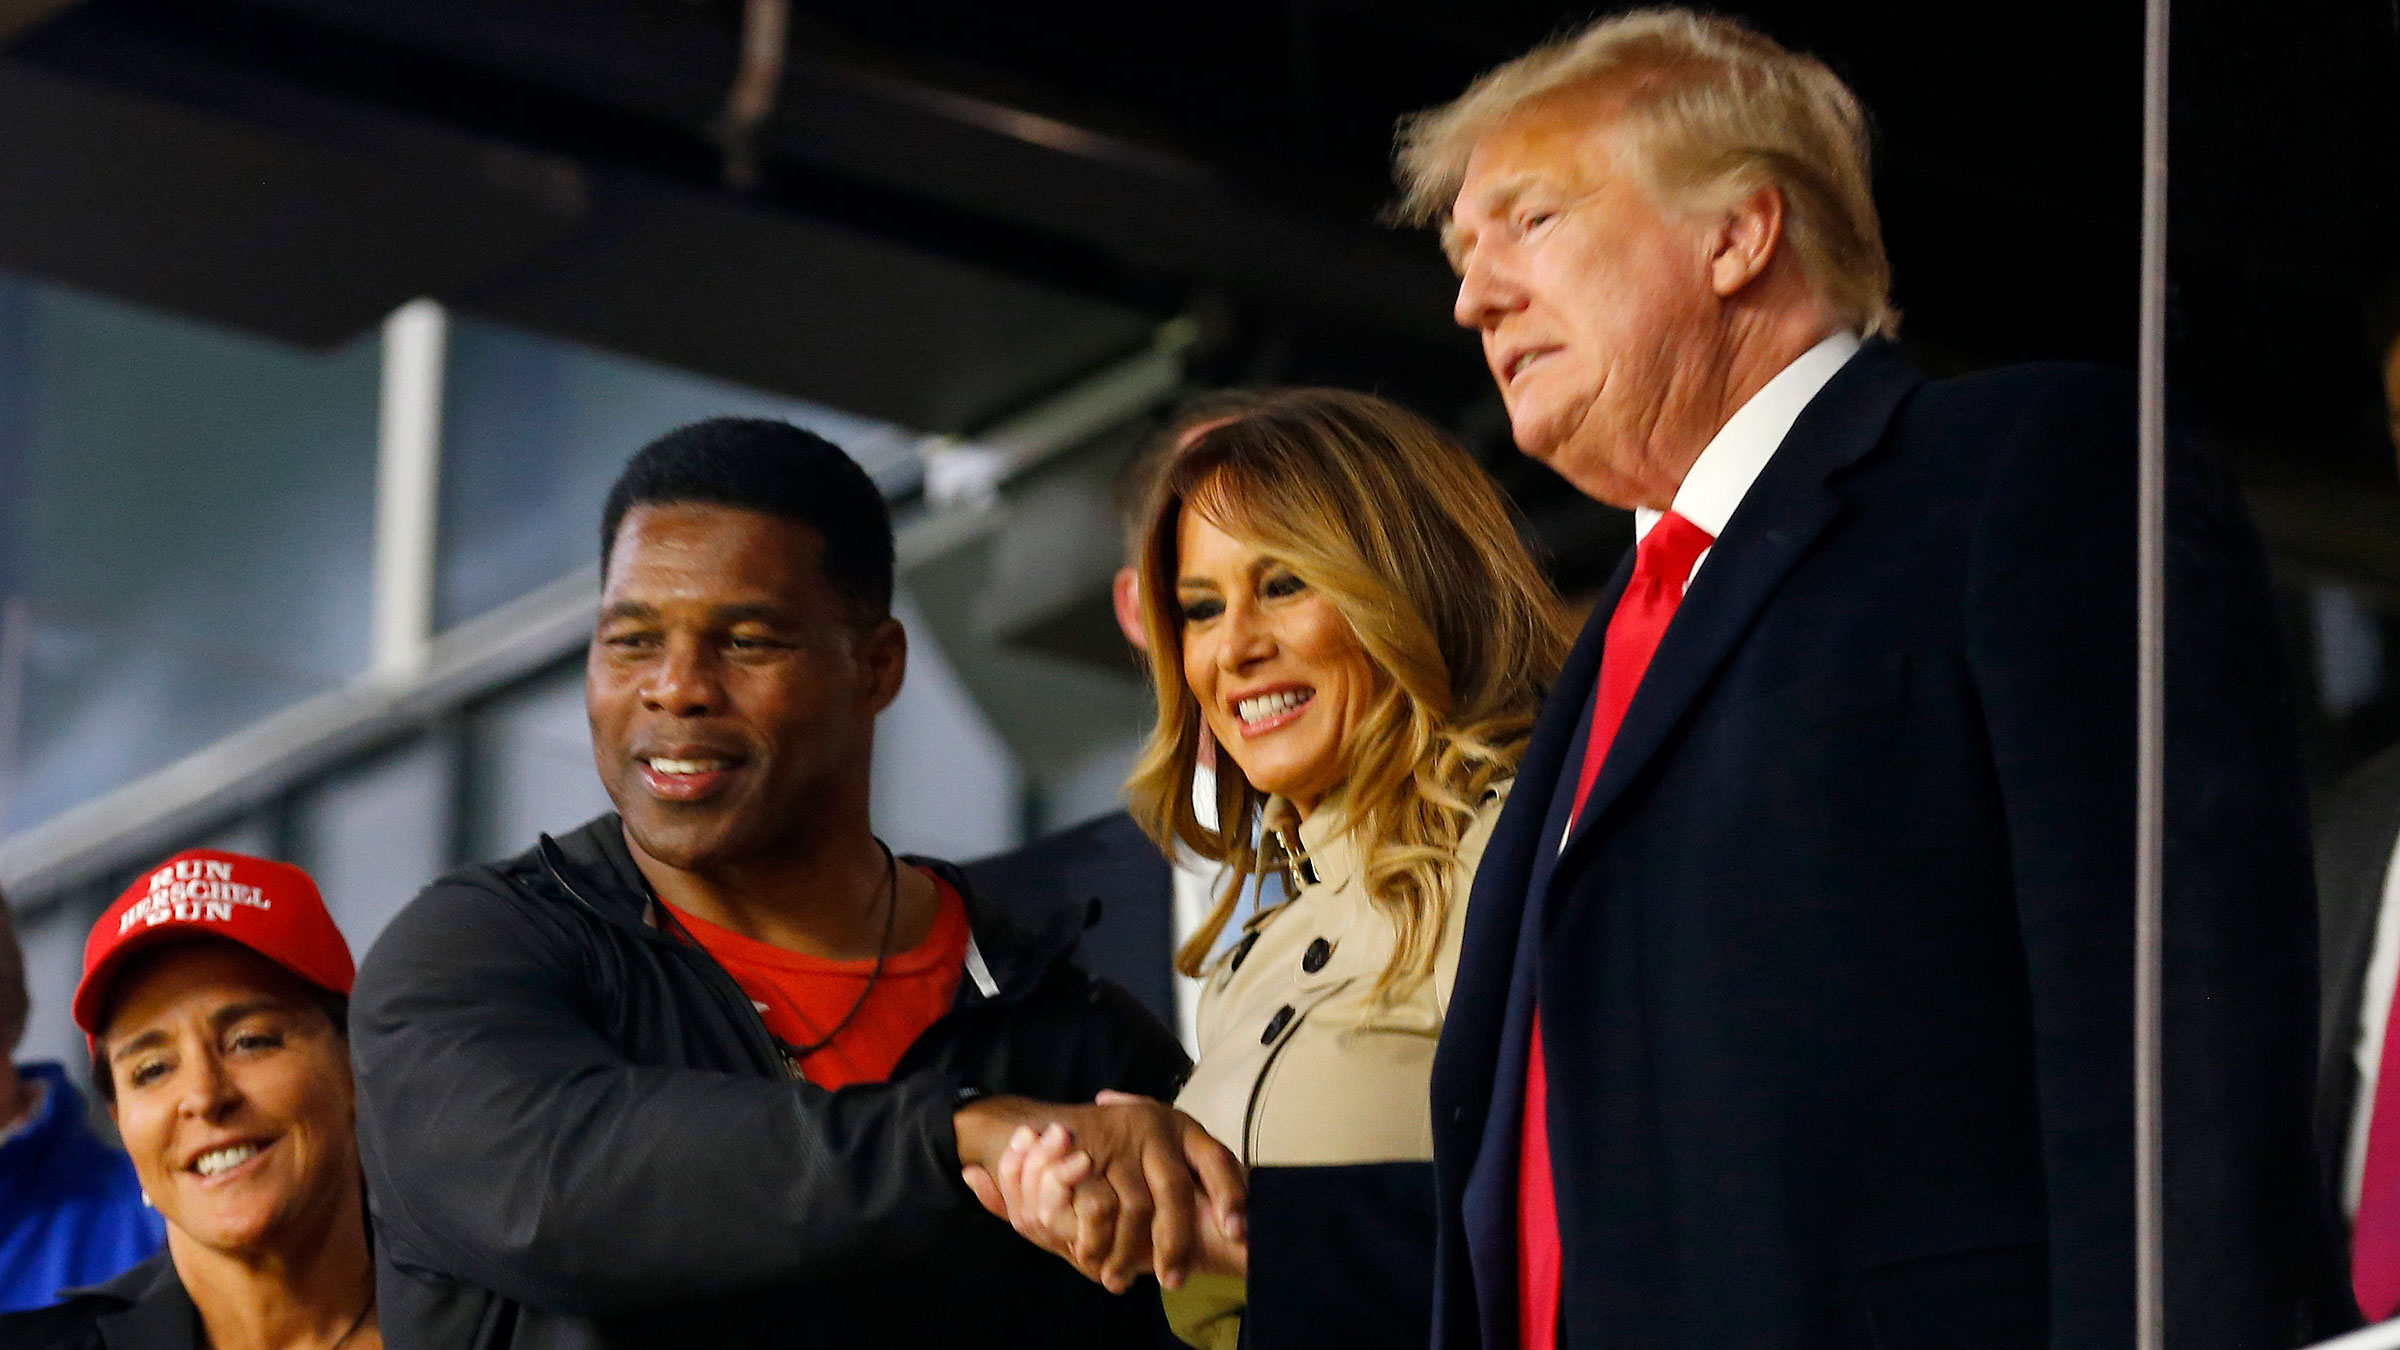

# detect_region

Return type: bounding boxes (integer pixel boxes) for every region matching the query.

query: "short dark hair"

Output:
[600,418,895,624]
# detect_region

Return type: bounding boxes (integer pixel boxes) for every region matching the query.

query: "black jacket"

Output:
[0,1255,198,1350]
[351,815,1189,1349]
[966,811,1178,1029]
[1432,344,2352,1350]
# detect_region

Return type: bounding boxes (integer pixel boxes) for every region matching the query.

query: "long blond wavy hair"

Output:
[1126,389,1570,996]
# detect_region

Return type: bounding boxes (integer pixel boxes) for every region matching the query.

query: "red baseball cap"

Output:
[74,849,355,1037]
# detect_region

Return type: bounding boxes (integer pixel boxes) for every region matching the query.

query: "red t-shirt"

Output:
[663,871,968,1089]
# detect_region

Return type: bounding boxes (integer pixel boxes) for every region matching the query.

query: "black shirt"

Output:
[0,1254,199,1350]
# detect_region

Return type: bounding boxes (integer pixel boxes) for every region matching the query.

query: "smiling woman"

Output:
[0,851,376,1350]
[1131,390,1568,995]
[996,387,1571,1348]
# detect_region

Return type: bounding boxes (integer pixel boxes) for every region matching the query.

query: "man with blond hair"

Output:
[1403,10,2346,1349]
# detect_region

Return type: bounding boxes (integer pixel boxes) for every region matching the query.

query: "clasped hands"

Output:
[956,1090,1248,1293]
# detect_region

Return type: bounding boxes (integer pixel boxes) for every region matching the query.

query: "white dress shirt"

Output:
[1169,851,1223,1058]
[2347,837,2400,1217]
[1558,331,1861,857]
[1167,762,1228,1057]
[1632,330,1864,592]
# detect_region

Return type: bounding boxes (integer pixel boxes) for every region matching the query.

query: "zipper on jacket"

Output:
[538,835,791,1079]
[536,835,1072,1084]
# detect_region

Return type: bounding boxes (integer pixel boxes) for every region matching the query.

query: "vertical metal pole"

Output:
[373,298,447,683]
[2135,0,2172,1342]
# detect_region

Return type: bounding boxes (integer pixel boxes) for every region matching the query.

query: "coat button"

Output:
[1261,1004,1295,1044]
[1230,931,1261,971]
[1301,937,1333,973]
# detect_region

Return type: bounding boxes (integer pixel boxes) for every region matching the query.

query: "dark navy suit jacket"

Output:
[1430,341,2352,1350]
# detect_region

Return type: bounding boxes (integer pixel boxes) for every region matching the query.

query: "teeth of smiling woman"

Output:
[194,1144,259,1177]
[646,758,718,775]
[1238,690,1312,724]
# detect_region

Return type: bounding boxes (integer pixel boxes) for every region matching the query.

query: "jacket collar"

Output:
[1556,336,1922,861]
[531,815,1084,1006]
[59,1252,199,1350]
[1258,795,1356,898]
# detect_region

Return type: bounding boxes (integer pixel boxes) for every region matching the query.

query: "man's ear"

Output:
[860,614,908,715]
[1112,567,1149,654]
[1708,183,1786,299]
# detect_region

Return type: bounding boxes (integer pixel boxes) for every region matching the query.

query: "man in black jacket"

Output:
[351,418,1235,1348]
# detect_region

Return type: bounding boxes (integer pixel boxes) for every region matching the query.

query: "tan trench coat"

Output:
[1164,781,1511,1347]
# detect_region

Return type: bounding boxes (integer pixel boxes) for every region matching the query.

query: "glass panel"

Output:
[464,661,615,864]
[871,592,1024,863]
[0,272,380,835]
[436,317,927,631]
[294,736,458,955]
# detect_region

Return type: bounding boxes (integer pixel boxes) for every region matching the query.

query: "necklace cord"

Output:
[779,839,900,1062]
[328,1293,375,1350]
[541,833,902,1073]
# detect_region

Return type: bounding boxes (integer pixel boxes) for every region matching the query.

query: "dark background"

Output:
[0,0,2391,774]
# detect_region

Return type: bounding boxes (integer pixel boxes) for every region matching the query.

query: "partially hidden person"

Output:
[2310,286,2400,1324]
[983,389,1570,1349]
[1399,10,2348,1348]
[0,888,165,1313]
[0,850,376,1350]
[348,417,1233,1348]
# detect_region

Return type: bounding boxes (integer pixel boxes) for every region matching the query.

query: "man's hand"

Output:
[957,1091,1246,1293]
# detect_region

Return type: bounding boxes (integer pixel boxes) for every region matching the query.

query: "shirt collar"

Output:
[1635,330,1862,542]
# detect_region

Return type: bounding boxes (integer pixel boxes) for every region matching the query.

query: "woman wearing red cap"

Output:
[0,850,378,1350]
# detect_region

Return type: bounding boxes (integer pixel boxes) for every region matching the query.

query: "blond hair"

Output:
[1395,7,1897,338]
[1126,389,1570,995]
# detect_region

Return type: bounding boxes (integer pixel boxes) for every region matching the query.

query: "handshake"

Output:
[955,1092,1250,1294]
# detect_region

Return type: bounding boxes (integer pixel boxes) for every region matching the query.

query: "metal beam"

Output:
[0,565,596,911]
[2134,0,2170,1343]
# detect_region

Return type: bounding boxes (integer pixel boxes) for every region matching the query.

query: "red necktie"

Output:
[1519,510,1715,1349]
[2354,975,2400,1319]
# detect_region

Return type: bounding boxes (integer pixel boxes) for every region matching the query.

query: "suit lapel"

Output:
[1438,551,1624,1116]
[1556,340,1922,866]
[1439,549,1626,1340]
